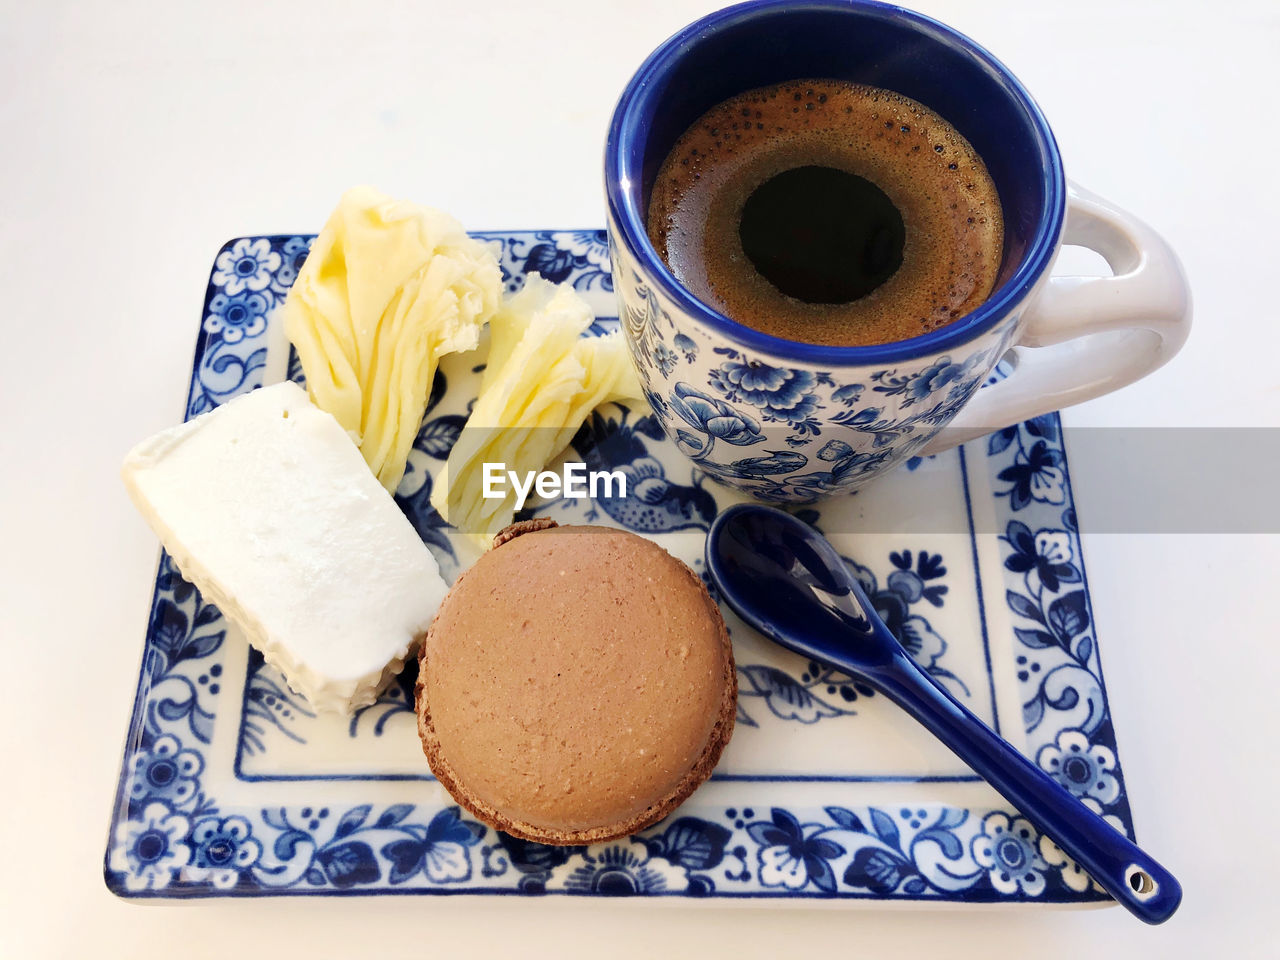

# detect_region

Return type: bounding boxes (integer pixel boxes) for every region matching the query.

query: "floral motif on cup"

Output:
[667,383,766,458]
[874,357,955,403]
[803,438,895,486]
[707,356,826,434]
[654,341,678,377]
[614,249,1010,497]
[672,332,699,362]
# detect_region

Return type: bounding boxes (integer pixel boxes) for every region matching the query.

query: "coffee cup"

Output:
[604,0,1190,501]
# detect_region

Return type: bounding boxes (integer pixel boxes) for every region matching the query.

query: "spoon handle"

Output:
[870,647,1180,924]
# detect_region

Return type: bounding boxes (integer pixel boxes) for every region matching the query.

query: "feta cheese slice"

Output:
[122,381,447,713]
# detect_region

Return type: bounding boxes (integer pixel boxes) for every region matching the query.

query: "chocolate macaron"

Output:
[416,520,736,844]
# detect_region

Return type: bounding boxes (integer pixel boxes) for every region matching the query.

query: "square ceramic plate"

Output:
[106,231,1134,904]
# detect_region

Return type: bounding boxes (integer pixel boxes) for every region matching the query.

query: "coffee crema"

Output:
[646,80,1004,347]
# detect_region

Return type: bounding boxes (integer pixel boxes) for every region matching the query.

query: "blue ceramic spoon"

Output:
[706,503,1181,924]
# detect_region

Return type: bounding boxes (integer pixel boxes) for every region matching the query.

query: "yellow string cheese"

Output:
[283,186,501,491]
[432,275,646,543]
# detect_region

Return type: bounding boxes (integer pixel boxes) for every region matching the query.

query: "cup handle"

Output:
[918,181,1192,455]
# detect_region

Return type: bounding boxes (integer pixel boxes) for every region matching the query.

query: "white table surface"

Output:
[3,0,1277,956]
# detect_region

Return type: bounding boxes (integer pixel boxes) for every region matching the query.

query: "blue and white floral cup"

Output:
[604,0,1191,502]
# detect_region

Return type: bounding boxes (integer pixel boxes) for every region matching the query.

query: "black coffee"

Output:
[647,80,1004,347]
[738,164,905,303]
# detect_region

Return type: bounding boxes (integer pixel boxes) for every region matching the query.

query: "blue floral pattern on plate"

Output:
[107,232,1135,904]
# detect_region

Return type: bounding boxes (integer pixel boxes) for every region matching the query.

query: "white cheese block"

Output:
[122,381,447,713]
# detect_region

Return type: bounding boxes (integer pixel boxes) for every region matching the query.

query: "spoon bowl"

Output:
[706,503,1182,924]
[706,497,899,667]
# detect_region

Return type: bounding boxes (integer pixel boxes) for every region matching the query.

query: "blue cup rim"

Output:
[604,0,1066,365]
